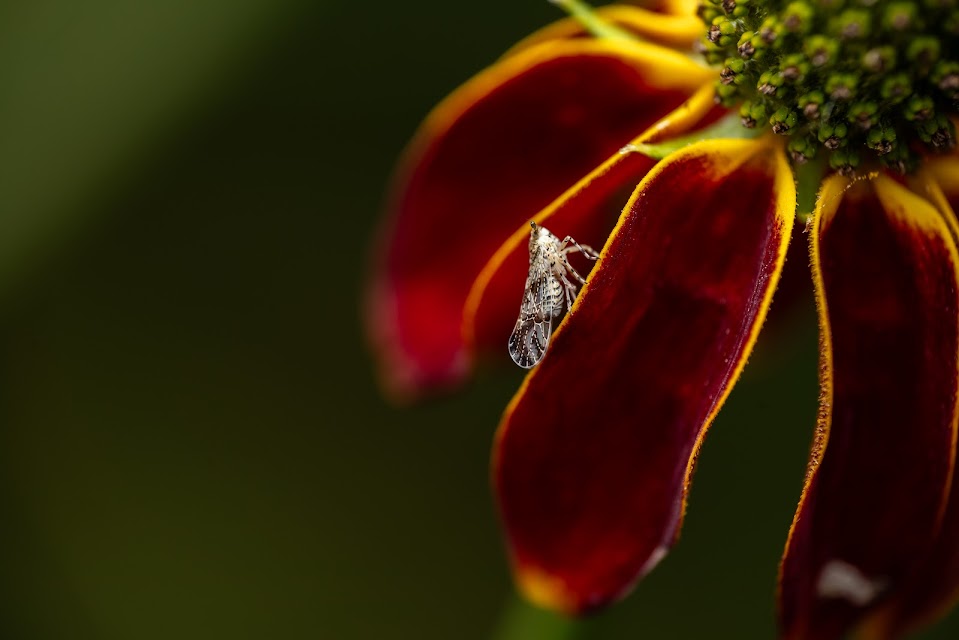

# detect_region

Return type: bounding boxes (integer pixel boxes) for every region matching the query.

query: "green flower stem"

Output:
[548,0,639,42]
[491,594,586,640]
[622,112,762,160]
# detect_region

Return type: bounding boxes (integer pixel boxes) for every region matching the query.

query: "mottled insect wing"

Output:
[508,314,551,369]
[508,269,556,369]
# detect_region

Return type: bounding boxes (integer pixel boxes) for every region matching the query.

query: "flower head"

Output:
[366,0,959,637]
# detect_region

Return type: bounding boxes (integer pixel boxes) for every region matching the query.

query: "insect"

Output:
[508,221,600,369]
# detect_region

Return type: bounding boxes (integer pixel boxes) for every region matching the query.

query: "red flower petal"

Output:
[853,173,959,639]
[464,84,722,357]
[494,138,796,613]
[778,175,959,640]
[366,40,713,400]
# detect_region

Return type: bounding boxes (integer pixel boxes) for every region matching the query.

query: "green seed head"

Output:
[700,0,959,172]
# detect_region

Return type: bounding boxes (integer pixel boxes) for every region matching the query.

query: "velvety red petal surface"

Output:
[778,175,959,640]
[367,39,712,399]
[857,173,959,639]
[464,85,722,358]
[494,138,795,613]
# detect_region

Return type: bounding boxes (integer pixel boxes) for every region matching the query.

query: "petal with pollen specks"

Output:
[493,137,795,614]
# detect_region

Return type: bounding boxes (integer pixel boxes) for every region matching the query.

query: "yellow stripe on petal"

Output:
[875,174,959,241]
[657,0,701,16]
[640,82,719,144]
[911,168,959,244]
[927,154,959,200]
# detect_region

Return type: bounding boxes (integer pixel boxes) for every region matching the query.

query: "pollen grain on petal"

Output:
[816,560,888,608]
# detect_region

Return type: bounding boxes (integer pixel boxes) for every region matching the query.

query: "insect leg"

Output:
[560,236,600,260]
[561,255,588,285]
[559,272,579,314]
[578,244,601,260]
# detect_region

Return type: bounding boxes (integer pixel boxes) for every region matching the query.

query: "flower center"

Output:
[699,0,959,173]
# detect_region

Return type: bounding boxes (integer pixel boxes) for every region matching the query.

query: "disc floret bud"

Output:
[700,0,959,172]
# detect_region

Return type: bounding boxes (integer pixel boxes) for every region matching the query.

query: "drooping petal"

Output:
[464,84,722,356]
[366,39,713,400]
[855,174,959,639]
[493,138,795,614]
[778,175,959,640]
[506,5,703,54]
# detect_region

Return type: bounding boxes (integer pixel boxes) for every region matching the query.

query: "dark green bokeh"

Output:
[0,1,955,638]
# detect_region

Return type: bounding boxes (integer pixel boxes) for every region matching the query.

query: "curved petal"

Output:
[928,154,959,212]
[778,175,959,640]
[855,174,959,639]
[493,138,796,614]
[366,39,713,400]
[505,5,703,55]
[464,84,722,357]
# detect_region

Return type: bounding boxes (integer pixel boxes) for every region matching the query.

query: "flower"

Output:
[365,0,959,637]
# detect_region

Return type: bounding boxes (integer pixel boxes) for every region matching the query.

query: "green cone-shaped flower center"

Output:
[699,0,959,173]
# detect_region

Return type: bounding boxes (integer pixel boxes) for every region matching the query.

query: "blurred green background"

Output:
[0,1,955,638]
